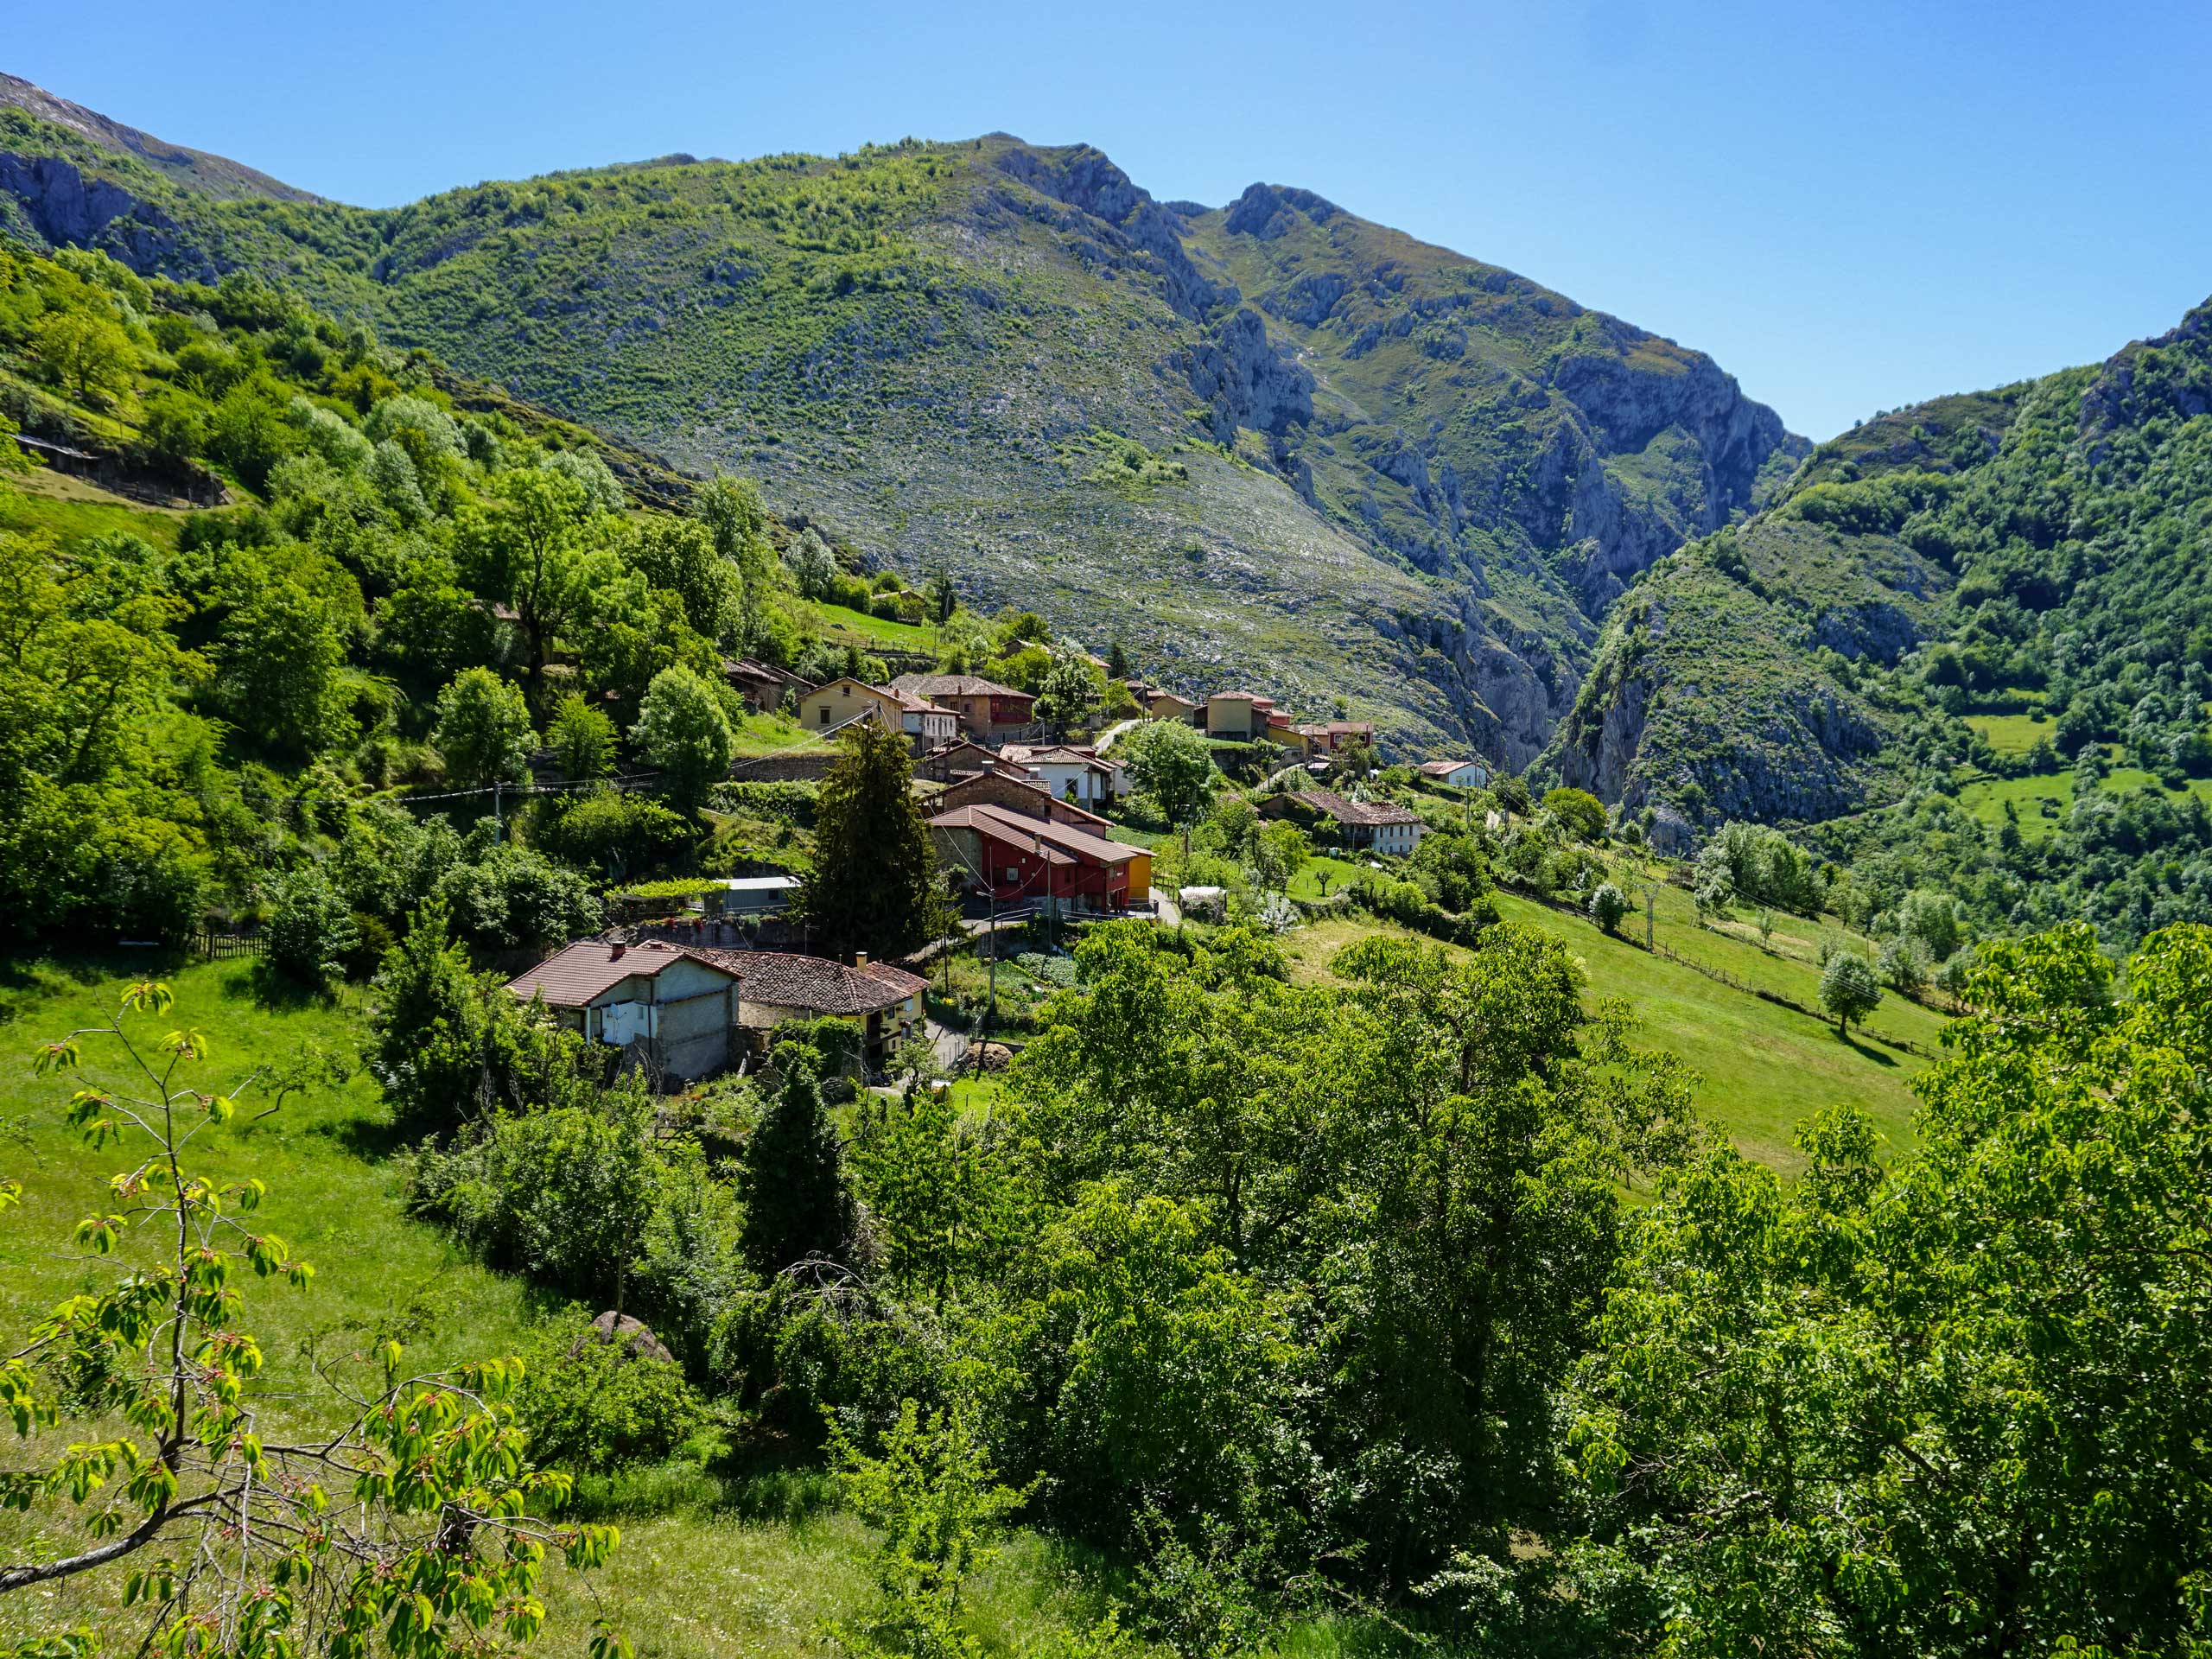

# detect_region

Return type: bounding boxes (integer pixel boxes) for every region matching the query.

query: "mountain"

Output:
[0,77,1797,758]
[1553,294,2212,946]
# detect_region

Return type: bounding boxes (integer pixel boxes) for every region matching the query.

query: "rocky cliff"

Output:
[0,79,1802,762]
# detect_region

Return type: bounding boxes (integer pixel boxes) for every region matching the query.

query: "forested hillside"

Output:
[1556,296,2212,948]
[0,77,1796,756]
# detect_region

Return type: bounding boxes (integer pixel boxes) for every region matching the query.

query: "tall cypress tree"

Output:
[800,718,940,959]
[741,1044,856,1274]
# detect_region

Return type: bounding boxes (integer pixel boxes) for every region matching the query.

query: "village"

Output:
[499,659,1497,1087]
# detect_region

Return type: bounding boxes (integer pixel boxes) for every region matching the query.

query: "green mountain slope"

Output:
[1554,296,2212,946]
[0,82,1796,756]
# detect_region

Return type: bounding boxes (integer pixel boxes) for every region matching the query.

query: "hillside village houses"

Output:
[505,938,925,1074]
[503,657,1483,1088]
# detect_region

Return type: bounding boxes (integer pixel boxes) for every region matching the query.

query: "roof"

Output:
[930,803,1144,867]
[506,940,733,1008]
[1004,745,1110,769]
[937,769,1112,827]
[716,875,802,893]
[1147,690,1198,708]
[1288,790,1422,828]
[1326,721,1374,737]
[890,672,1030,701]
[1419,759,1482,777]
[692,949,925,1014]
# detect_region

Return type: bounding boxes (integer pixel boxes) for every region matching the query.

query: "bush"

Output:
[1589,880,1630,934]
[709,780,819,827]
[264,864,359,988]
[519,1338,705,1471]
[533,791,694,880]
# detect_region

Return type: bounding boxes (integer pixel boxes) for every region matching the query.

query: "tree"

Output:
[1106,639,1132,681]
[800,719,941,960]
[458,467,605,685]
[789,528,838,601]
[1543,786,1607,843]
[547,690,618,780]
[265,862,360,988]
[3,982,625,1656]
[694,474,776,654]
[1254,819,1311,893]
[630,665,734,813]
[1121,719,1217,826]
[622,517,737,642]
[741,1044,857,1274]
[1570,924,2209,1655]
[1818,950,1880,1033]
[31,307,136,405]
[924,567,958,627]
[434,666,536,790]
[1033,650,1102,734]
[218,580,353,759]
[1588,880,1629,934]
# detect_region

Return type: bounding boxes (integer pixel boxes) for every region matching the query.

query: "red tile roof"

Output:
[505,940,732,1008]
[691,949,925,1014]
[1288,790,1421,827]
[930,803,1144,867]
[891,672,1031,701]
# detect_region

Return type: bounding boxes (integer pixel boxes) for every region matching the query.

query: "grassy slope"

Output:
[1286,891,1936,1172]
[0,956,1130,1659]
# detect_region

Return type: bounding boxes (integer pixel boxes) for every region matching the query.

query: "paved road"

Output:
[1151,886,1182,925]
[1095,717,1141,754]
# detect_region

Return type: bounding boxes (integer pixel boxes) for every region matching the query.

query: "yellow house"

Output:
[798,677,906,734]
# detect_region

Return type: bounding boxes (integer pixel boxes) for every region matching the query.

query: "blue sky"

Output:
[13,0,2210,439]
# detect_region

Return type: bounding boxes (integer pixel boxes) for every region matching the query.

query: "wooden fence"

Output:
[189,931,264,959]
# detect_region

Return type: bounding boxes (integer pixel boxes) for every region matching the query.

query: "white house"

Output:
[1000,745,1116,807]
[1417,759,1491,789]
[505,940,741,1080]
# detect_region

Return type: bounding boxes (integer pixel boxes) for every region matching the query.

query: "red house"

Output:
[927,803,1153,912]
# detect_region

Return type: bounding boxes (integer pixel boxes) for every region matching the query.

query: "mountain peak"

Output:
[0,71,316,203]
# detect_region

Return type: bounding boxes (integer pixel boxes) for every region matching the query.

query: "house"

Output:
[712,875,802,915]
[1418,759,1491,789]
[695,948,927,1067]
[1262,790,1427,856]
[1267,716,1333,758]
[928,803,1153,912]
[798,677,906,734]
[915,740,1001,783]
[796,678,956,752]
[999,744,1117,807]
[505,940,741,1080]
[888,673,1037,739]
[935,766,1116,830]
[721,658,814,714]
[1205,691,1277,741]
[1147,690,1202,726]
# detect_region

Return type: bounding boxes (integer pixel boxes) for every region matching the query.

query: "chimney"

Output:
[610,941,626,961]
[854,951,868,969]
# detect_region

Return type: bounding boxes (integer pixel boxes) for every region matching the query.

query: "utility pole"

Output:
[492,779,503,844]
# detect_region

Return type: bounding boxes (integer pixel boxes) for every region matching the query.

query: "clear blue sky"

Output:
[13,0,2210,438]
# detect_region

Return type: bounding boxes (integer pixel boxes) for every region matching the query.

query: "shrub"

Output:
[534,791,693,880]
[1589,880,1630,934]
[264,863,359,988]
[519,1338,705,1471]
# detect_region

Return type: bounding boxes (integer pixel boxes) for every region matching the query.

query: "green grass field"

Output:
[810,601,939,651]
[0,955,1128,1659]
[1287,893,1934,1174]
[1965,709,2055,755]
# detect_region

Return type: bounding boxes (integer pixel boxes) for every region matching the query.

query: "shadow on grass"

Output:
[1836,1028,1900,1066]
[563,1440,842,1525]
